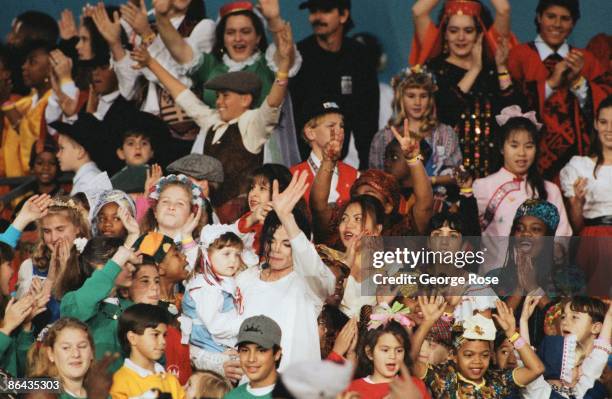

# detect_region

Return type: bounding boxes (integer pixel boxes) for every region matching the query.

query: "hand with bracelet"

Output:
[390,118,422,164]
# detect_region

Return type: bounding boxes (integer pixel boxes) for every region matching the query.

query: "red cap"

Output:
[219,1,254,18]
[444,0,482,17]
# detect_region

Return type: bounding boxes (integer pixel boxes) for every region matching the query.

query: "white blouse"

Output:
[560,156,612,219]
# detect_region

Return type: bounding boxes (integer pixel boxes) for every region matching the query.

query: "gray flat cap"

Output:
[204,71,262,99]
[167,154,224,183]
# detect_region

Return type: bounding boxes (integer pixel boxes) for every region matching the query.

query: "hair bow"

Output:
[495,105,543,130]
[367,301,415,331]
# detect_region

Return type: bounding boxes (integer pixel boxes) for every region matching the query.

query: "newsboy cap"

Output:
[204,71,262,100]
[167,154,224,183]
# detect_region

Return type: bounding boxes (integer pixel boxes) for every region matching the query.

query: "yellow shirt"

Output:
[110,359,185,399]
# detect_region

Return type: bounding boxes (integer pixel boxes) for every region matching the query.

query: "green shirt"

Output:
[0,328,34,377]
[224,383,274,399]
[60,260,133,373]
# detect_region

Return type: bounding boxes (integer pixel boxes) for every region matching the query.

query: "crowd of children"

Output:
[0,0,610,397]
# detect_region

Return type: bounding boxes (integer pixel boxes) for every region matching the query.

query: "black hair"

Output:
[566,296,606,324]
[211,10,268,61]
[247,164,293,197]
[0,242,14,265]
[118,303,170,356]
[352,32,383,70]
[14,11,59,46]
[236,342,283,369]
[355,320,412,378]
[535,0,580,32]
[259,208,311,260]
[319,304,349,358]
[28,141,58,170]
[497,116,548,201]
[185,0,207,23]
[83,6,128,65]
[0,45,10,71]
[79,236,124,281]
[341,194,385,230]
[429,208,465,235]
[21,39,56,57]
[591,95,612,179]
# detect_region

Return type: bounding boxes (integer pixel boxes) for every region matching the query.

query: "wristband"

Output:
[1,102,15,112]
[513,336,527,350]
[431,176,437,185]
[275,78,289,86]
[508,332,520,343]
[460,187,473,194]
[59,77,74,85]
[406,154,424,165]
[276,71,289,79]
[497,70,510,76]
[181,237,197,250]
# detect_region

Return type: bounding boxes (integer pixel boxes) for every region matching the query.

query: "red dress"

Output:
[346,377,431,399]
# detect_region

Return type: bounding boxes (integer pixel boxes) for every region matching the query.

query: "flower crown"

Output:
[148,174,204,208]
[50,198,81,211]
[367,301,414,331]
[391,64,437,90]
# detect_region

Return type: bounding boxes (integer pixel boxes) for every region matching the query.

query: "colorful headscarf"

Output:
[513,199,560,233]
[90,190,137,236]
[350,170,401,209]
[132,232,175,264]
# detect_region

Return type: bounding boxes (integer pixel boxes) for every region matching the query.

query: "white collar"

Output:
[222,51,261,72]
[246,383,275,395]
[74,162,99,181]
[170,15,186,29]
[124,358,165,378]
[100,90,121,104]
[534,35,570,60]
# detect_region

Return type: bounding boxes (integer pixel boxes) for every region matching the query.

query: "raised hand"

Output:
[494,35,509,69]
[571,177,588,208]
[152,0,172,16]
[471,33,484,70]
[258,0,280,20]
[144,164,162,193]
[130,45,152,69]
[271,170,309,218]
[117,206,140,237]
[0,296,34,336]
[58,9,78,40]
[492,300,516,337]
[13,194,53,230]
[417,295,446,323]
[253,202,273,224]
[275,22,294,69]
[548,60,569,89]
[120,0,151,36]
[390,119,420,160]
[322,126,342,162]
[181,205,202,238]
[23,279,51,327]
[86,84,99,113]
[520,295,542,322]
[331,318,358,357]
[565,49,585,83]
[49,50,73,81]
[91,3,122,46]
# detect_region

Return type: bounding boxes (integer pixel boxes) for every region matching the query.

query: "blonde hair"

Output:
[191,370,232,398]
[389,70,438,137]
[302,114,340,144]
[27,318,94,379]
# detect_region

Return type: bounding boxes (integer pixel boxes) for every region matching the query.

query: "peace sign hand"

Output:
[390,119,420,160]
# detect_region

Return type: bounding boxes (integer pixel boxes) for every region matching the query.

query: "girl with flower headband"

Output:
[16,196,91,328]
[181,224,253,374]
[142,173,205,272]
[412,0,524,179]
[345,304,431,399]
[412,297,545,399]
[370,65,462,185]
[473,106,571,274]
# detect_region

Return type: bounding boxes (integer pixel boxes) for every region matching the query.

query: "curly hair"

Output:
[389,69,438,136]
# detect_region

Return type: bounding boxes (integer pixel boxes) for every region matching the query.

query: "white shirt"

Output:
[534,35,588,105]
[560,156,612,219]
[92,90,121,121]
[339,275,376,319]
[236,232,335,371]
[71,162,102,195]
[173,89,281,155]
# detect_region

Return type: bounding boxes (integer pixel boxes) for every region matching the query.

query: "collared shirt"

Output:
[534,35,588,104]
[175,89,281,155]
[124,358,166,377]
[71,162,102,196]
[93,90,121,121]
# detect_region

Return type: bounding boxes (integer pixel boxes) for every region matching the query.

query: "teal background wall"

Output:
[3,0,611,82]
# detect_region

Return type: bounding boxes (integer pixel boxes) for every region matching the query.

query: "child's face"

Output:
[96,202,126,238]
[128,264,160,305]
[41,213,79,250]
[129,323,167,361]
[384,143,410,181]
[402,87,431,121]
[304,113,344,153]
[91,65,118,95]
[560,302,601,343]
[0,261,13,296]
[184,373,204,399]
[215,90,251,122]
[266,226,293,271]
[33,151,58,185]
[502,130,536,176]
[338,203,381,249]
[47,327,93,381]
[454,340,491,382]
[160,246,188,282]
[429,225,463,253]
[155,185,192,231]
[248,177,271,211]
[117,135,154,166]
[209,246,242,277]
[494,339,518,370]
[368,332,405,380]
[238,343,280,385]
[57,135,83,172]
[419,339,450,365]
[513,216,547,257]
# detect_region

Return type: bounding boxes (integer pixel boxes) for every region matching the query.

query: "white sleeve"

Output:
[193,285,242,347]
[290,232,336,301]
[559,157,581,198]
[522,375,552,399]
[175,89,216,131]
[574,340,610,398]
[111,54,142,100]
[264,43,302,77]
[239,100,282,154]
[15,259,35,299]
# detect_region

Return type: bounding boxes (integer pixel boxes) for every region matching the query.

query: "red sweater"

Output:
[346,377,431,399]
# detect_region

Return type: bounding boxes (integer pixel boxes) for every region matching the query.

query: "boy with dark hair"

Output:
[561,296,607,355]
[112,303,185,398]
[225,315,283,399]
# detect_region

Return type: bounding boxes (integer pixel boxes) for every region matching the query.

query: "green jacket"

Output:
[0,328,34,377]
[60,260,133,373]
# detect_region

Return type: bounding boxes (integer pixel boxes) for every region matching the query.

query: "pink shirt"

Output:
[473,168,572,273]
